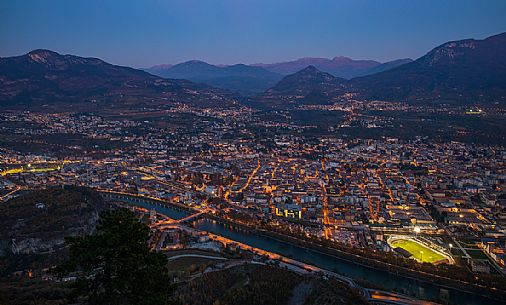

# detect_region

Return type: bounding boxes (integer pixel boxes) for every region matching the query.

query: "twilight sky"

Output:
[1,0,505,68]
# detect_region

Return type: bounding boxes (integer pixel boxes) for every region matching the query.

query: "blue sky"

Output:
[1,0,505,67]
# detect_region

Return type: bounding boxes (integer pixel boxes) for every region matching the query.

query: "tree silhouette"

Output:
[57,208,176,305]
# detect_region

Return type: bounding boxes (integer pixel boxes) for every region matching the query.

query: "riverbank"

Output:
[203,213,506,302]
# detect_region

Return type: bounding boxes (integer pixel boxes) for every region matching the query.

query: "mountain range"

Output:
[146,60,283,96]
[0,50,238,109]
[256,32,506,107]
[146,56,412,95]
[1,32,505,110]
[253,57,413,78]
[352,32,506,104]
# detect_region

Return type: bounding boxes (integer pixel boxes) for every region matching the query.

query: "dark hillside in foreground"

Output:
[176,263,369,305]
[0,186,106,274]
[0,187,108,305]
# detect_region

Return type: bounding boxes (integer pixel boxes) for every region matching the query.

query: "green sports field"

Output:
[390,239,446,263]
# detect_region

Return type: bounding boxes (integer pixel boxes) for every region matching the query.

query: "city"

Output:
[1,101,505,304]
[1,1,506,305]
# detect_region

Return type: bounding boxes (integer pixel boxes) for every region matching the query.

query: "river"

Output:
[111,194,502,305]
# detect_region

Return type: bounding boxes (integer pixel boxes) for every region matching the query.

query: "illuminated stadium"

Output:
[387,235,454,265]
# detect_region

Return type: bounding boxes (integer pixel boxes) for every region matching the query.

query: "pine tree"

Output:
[56,208,177,305]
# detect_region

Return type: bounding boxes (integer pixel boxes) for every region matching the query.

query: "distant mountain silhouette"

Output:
[253,56,411,79]
[146,56,411,94]
[257,33,506,107]
[145,63,173,75]
[361,58,413,76]
[353,33,506,104]
[146,60,283,95]
[0,50,237,109]
[3,32,505,110]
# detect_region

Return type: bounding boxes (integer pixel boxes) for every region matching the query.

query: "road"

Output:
[167,254,226,261]
[0,185,22,202]
[134,168,192,194]
[320,160,331,239]
[235,159,261,193]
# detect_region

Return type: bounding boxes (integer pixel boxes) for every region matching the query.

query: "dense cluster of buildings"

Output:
[1,107,505,273]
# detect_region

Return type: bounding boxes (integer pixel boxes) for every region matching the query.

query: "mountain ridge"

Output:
[0,49,238,109]
[255,65,349,107]
[352,32,506,104]
[146,60,283,96]
[145,56,412,95]
[256,32,506,107]
[252,56,412,79]
[2,32,505,110]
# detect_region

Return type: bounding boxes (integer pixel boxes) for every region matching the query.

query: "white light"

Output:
[414,226,421,234]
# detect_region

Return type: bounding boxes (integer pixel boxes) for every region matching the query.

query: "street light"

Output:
[414,226,421,237]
